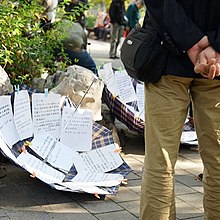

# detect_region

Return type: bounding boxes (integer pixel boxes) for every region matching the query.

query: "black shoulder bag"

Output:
[120,16,169,83]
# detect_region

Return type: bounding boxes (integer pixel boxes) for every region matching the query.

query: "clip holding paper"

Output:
[114,147,122,153]
[44,88,48,97]
[14,85,20,94]
[30,172,36,178]
[119,178,128,185]
[94,193,100,199]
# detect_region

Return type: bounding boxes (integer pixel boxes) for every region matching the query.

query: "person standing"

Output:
[125,0,144,34]
[109,0,127,59]
[140,0,220,219]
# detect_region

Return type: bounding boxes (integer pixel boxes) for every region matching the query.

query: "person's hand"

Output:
[194,46,220,79]
[187,36,209,65]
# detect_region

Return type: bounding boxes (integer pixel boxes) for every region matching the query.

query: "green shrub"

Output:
[86,15,96,28]
[0,0,70,85]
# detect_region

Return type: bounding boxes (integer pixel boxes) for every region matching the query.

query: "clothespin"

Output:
[44,88,48,97]
[94,193,100,199]
[134,112,139,119]
[24,141,32,147]
[112,93,117,99]
[30,172,36,178]
[114,147,122,153]
[119,178,128,185]
[14,85,20,94]
[18,141,32,153]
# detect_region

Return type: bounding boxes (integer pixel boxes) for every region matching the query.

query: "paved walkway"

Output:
[0,39,204,220]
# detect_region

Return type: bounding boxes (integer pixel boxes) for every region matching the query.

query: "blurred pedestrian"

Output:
[93,11,107,40]
[109,0,127,59]
[98,13,111,41]
[125,0,144,34]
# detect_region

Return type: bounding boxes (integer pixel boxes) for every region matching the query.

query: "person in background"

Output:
[98,13,111,41]
[125,0,144,35]
[109,0,127,59]
[93,11,107,40]
[56,0,97,74]
[140,0,220,219]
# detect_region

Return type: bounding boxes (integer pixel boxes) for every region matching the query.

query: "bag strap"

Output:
[143,10,180,56]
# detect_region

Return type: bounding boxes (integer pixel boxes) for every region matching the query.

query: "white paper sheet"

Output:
[14,90,33,140]
[60,107,92,151]
[114,70,137,104]
[181,131,197,142]
[69,172,123,187]
[136,83,145,121]
[17,151,65,183]
[0,96,20,147]
[30,133,79,172]
[74,144,123,173]
[59,183,110,195]
[100,63,119,96]
[32,93,61,138]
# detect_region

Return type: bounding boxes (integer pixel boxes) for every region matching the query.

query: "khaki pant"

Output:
[140,75,220,220]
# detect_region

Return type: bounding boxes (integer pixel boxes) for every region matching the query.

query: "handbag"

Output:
[120,23,168,83]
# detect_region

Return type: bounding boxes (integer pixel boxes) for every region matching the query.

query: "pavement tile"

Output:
[95,210,138,220]
[5,210,51,220]
[78,200,123,214]
[40,202,88,213]
[176,192,203,210]
[118,200,140,218]
[129,154,145,163]
[175,172,203,189]
[175,181,198,195]
[107,186,140,202]
[48,212,97,220]
[176,157,202,171]
[176,200,204,220]
[0,208,7,217]
[123,160,143,174]
[126,179,141,194]
[125,172,142,180]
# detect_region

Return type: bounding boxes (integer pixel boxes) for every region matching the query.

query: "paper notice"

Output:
[14,90,33,140]
[31,133,79,172]
[60,107,92,151]
[32,93,61,138]
[0,96,20,147]
[17,151,65,183]
[114,70,137,104]
[74,144,123,173]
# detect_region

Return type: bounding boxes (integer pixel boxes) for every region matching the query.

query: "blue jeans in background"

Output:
[65,49,97,75]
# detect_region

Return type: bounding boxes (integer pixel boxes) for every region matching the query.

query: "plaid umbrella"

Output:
[102,80,197,145]
[0,85,131,195]
[102,84,145,136]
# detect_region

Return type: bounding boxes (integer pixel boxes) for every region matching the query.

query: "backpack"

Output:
[120,23,168,83]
